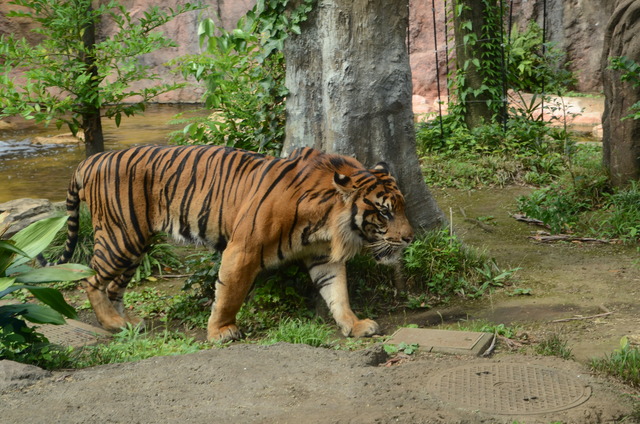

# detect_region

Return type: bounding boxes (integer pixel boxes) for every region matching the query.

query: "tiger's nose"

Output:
[402,235,413,244]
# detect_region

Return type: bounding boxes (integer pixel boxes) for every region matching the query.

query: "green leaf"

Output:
[0,303,66,325]
[14,263,94,284]
[24,285,77,318]
[9,216,68,269]
[0,240,29,275]
[0,276,16,293]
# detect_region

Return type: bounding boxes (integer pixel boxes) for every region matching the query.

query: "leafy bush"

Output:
[0,214,94,368]
[517,146,640,242]
[174,253,314,334]
[171,0,313,154]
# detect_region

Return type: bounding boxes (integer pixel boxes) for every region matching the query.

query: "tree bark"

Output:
[83,110,105,157]
[601,0,640,186]
[283,0,445,232]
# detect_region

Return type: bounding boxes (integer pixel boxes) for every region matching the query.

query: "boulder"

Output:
[0,120,15,130]
[0,198,57,238]
[31,132,84,145]
[0,360,51,393]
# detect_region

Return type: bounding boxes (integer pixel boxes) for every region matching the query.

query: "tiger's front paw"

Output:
[208,324,243,343]
[350,319,380,338]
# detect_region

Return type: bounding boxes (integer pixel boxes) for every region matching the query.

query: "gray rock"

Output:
[0,360,51,392]
[0,198,57,238]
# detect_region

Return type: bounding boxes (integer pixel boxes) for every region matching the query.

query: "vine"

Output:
[447,0,573,130]
[610,56,640,120]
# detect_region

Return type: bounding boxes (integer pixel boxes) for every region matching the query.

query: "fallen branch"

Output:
[550,311,614,323]
[512,213,547,227]
[481,332,497,357]
[156,274,191,279]
[528,234,613,244]
[464,218,495,233]
[497,335,525,350]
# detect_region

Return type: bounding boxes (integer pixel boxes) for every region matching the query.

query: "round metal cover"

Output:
[427,363,592,415]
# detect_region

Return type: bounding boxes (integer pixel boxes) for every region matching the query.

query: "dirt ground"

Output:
[1,187,639,423]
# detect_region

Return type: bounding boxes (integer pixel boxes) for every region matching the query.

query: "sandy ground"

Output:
[1,344,636,424]
[1,187,639,423]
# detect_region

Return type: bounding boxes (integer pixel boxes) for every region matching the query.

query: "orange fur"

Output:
[47,146,413,341]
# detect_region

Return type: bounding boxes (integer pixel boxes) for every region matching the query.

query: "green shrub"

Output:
[176,254,314,334]
[171,0,313,154]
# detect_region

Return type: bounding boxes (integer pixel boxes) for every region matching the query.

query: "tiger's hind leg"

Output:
[106,264,145,329]
[82,273,129,332]
[84,228,148,332]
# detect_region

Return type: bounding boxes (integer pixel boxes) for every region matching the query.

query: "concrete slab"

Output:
[34,319,111,348]
[387,327,494,356]
[1,300,110,347]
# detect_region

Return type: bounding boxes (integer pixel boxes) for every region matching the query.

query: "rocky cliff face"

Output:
[409,0,614,109]
[0,0,614,104]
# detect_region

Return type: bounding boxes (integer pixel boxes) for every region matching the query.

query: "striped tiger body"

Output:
[49,145,413,341]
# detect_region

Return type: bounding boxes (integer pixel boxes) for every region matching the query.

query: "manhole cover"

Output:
[427,363,592,415]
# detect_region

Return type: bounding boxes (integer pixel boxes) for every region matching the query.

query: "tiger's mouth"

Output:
[366,239,406,264]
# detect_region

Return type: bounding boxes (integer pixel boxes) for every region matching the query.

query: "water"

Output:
[0,104,200,203]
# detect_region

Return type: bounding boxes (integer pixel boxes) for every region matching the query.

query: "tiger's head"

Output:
[333,162,414,264]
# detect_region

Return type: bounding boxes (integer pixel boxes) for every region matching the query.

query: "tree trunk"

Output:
[83,110,104,157]
[452,0,494,129]
[601,0,640,186]
[81,5,104,157]
[283,0,445,232]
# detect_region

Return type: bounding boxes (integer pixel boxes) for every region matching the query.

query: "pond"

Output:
[0,104,200,203]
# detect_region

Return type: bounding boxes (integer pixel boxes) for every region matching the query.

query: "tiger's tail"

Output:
[37,177,82,267]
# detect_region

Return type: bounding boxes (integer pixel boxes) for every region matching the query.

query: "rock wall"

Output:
[409,0,614,108]
[0,0,615,104]
[0,0,253,103]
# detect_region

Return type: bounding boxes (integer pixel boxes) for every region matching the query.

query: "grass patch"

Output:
[259,317,335,348]
[403,227,518,302]
[590,337,640,388]
[71,325,208,368]
[518,159,640,242]
[535,332,574,360]
[440,319,521,339]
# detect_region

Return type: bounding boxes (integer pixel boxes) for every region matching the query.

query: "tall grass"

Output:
[590,337,640,388]
[403,227,516,300]
[259,318,335,348]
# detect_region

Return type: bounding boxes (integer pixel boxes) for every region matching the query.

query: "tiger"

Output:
[42,145,414,342]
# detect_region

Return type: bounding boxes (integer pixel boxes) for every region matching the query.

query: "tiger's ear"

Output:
[373,162,390,174]
[333,172,355,197]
